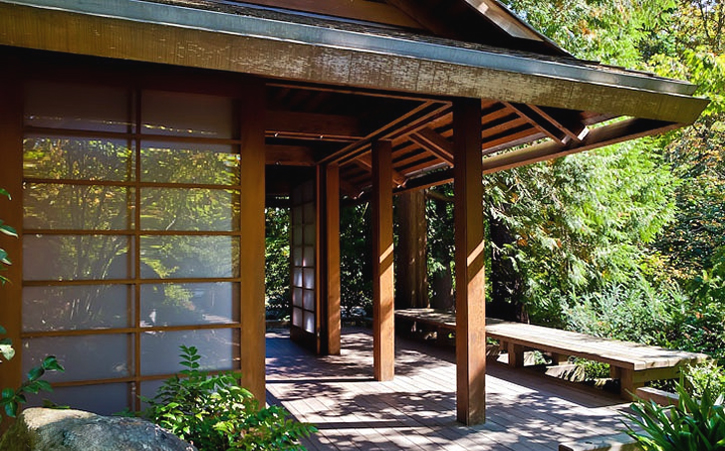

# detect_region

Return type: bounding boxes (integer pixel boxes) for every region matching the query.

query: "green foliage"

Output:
[143,346,316,451]
[340,204,373,318]
[1,356,64,420]
[626,382,725,451]
[0,189,17,285]
[265,207,291,320]
[0,187,64,422]
[562,280,684,345]
[686,362,725,400]
[484,141,678,322]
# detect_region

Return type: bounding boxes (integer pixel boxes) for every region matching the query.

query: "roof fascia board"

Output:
[3,0,695,95]
[0,0,708,124]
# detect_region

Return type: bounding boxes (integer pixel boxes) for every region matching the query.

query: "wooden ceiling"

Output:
[263,81,666,200]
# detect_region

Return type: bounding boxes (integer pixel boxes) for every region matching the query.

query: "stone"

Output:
[0,407,197,451]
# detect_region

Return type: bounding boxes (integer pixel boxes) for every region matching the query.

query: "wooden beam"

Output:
[372,140,395,381]
[266,110,363,141]
[319,101,447,165]
[528,105,589,143]
[410,128,454,165]
[320,164,341,355]
[453,98,486,425]
[481,118,678,174]
[266,145,315,166]
[240,77,267,402]
[355,153,408,187]
[395,118,677,195]
[0,3,707,124]
[504,102,568,144]
[0,53,23,401]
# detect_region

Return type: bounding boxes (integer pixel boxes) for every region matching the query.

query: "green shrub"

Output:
[143,345,316,451]
[685,361,725,400]
[626,381,725,451]
[1,188,63,423]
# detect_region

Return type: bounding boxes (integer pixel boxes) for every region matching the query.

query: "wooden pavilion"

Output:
[0,0,707,426]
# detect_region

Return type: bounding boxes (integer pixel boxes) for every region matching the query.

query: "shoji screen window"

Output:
[22,81,242,414]
[290,180,316,338]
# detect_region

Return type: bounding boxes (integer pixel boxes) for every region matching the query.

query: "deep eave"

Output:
[0,0,708,125]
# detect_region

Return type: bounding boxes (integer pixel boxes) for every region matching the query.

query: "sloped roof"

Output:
[0,0,709,197]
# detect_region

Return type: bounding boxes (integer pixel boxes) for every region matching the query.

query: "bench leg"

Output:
[620,368,644,401]
[508,343,525,368]
[551,353,569,365]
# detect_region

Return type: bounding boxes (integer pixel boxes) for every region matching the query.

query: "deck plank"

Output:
[266,328,634,451]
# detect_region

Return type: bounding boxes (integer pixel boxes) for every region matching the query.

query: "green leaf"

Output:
[4,402,18,418]
[26,366,44,382]
[41,356,64,372]
[0,221,17,238]
[0,342,15,362]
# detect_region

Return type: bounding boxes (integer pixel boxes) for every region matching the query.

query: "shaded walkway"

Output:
[266,328,631,451]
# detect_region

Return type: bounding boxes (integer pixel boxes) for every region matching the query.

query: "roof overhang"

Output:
[0,0,708,125]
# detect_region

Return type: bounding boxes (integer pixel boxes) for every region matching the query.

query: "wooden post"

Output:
[372,140,395,381]
[320,163,341,355]
[396,190,428,309]
[453,98,486,425]
[0,52,23,397]
[240,77,267,401]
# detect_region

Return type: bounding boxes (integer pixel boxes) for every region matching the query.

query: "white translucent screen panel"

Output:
[303,289,315,311]
[23,235,133,281]
[24,184,135,231]
[141,328,239,376]
[25,383,132,416]
[304,311,315,334]
[292,307,302,328]
[140,188,239,232]
[23,334,133,383]
[303,246,315,266]
[292,246,303,266]
[23,285,133,332]
[24,81,131,133]
[141,91,233,139]
[140,282,239,327]
[303,268,315,289]
[23,137,135,181]
[140,236,239,279]
[140,142,239,185]
[292,287,303,308]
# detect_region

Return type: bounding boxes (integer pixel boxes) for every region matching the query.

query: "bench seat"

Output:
[395,308,708,400]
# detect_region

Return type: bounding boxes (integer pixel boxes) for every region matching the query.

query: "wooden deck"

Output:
[266,328,634,451]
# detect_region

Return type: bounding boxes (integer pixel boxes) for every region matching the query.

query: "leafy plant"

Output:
[0,188,64,423]
[626,381,725,450]
[0,188,18,285]
[143,345,316,450]
[1,354,64,420]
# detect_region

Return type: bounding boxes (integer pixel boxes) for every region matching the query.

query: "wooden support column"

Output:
[395,190,428,309]
[240,77,267,401]
[372,140,395,381]
[0,52,23,396]
[453,98,486,425]
[320,163,341,355]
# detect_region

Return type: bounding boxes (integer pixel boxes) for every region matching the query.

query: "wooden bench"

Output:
[395,308,708,400]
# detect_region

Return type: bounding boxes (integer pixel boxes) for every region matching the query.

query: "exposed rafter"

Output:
[396,118,679,194]
[409,128,454,165]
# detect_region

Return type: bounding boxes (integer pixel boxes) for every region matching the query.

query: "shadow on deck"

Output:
[265,327,631,451]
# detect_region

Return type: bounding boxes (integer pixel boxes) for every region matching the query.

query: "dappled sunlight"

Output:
[265,327,632,450]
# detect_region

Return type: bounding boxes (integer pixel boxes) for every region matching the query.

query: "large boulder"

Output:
[0,407,197,451]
